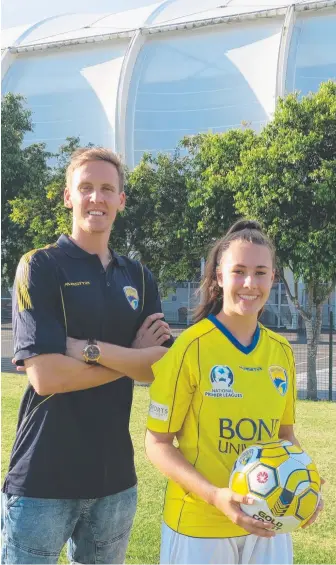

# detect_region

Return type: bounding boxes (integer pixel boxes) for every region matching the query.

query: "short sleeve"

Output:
[147,337,198,433]
[13,250,67,366]
[138,265,174,348]
[281,345,296,425]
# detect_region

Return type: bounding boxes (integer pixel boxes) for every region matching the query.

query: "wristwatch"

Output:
[83,339,101,365]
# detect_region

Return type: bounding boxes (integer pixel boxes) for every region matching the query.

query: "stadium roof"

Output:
[2,0,334,51]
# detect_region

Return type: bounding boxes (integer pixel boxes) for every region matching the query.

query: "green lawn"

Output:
[2,373,336,564]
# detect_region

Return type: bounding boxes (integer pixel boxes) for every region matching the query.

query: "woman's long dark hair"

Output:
[193,219,276,323]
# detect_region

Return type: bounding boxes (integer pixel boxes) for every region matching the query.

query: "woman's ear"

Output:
[216,266,223,288]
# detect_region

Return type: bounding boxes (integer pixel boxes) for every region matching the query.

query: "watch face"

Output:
[86,345,100,360]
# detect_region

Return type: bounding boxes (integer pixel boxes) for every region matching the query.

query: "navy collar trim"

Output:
[57,234,127,266]
[208,313,260,354]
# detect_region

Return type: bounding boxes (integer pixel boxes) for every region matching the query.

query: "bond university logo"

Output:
[123,286,139,310]
[269,366,288,396]
[205,365,243,398]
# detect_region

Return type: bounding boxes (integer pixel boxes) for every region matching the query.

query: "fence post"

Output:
[276,283,280,328]
[329,310,334,402]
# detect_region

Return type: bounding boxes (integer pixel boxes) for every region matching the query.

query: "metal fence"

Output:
[161,282,335,402]
[2,285,335,400]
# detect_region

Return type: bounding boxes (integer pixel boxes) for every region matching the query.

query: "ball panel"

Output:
[260,455,289,467]
[296,489,320,521]
[230,471,249,495]
[241,497,301,533]
[248,464,279,497]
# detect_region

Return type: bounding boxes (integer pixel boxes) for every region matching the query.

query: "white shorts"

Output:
[160,522,293,565]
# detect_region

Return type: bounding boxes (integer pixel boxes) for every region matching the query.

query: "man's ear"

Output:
[64,187,72,209]
[118,191,126,212]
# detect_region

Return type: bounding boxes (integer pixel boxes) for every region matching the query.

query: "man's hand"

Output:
[132,313,171,349]
[66,337,86,362]
[12,358,25,372]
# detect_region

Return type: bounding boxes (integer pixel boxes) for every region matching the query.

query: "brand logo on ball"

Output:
[123,286,139,310]
[257,471,269,484]
[269,366,288,396]
[205,365,243,398]
[239,448,254,466]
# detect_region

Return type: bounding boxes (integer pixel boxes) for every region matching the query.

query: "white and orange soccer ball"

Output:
[229,440,321,533]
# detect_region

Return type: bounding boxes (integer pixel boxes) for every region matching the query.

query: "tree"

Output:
[181,129,255,246]
[117,152,201,284]
[10,137,82,250]
[1,93,51,286]
[229,81,336,400]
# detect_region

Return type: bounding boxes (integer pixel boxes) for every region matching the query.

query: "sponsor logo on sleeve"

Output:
[149,400,169,421]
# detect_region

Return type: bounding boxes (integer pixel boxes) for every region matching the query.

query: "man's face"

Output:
[64,160,126,234]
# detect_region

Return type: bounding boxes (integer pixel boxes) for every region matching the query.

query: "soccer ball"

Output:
[229,440,321,533]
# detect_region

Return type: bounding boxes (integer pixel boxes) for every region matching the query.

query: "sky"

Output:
[2,0,156,28]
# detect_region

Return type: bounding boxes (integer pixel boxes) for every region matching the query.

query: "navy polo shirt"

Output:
[3,234,172,499]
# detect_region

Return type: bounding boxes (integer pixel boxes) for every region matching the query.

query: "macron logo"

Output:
[64,281,91,287]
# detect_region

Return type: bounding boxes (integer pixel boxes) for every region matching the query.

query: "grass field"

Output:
[2,373,336,564]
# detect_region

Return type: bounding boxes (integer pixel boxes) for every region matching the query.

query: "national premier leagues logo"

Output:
[269,366,288,396]
[123,286,139,310]
[205,365,243,398]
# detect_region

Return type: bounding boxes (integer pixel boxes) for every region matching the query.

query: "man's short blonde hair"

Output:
[66,147,125,192]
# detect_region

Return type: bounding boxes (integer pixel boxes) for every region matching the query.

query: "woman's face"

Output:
[216,240,275,318]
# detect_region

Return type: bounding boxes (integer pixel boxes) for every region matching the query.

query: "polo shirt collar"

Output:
[57,234,127,267]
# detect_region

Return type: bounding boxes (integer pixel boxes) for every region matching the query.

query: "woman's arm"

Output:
[145,429,275,538]
[278,424,301,447]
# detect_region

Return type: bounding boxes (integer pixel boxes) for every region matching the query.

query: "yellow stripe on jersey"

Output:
[148,318,296,538]
[16,245,57,312]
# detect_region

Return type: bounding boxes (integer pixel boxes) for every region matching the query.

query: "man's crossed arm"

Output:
[18,314,172,395]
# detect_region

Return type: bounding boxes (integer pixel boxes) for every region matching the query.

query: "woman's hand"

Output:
[212,488,276,538]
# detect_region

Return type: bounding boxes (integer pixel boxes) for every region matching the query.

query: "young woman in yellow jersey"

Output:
[145,220,323,564]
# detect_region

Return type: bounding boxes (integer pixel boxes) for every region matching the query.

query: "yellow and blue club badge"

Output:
[269,366,288,396]
[123,286,139,310]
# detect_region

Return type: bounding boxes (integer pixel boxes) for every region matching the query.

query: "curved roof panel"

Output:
[148,0,322,26]
[2,0,333,49]
[1,3,161,49]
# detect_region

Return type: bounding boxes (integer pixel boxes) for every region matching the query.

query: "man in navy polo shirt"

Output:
[2,147,173,564]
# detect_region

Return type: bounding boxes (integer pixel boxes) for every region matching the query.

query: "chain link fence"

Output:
[161,282,336,401]
[2,283,335,400]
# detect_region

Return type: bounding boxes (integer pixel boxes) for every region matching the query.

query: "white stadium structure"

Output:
[2,0,336,167]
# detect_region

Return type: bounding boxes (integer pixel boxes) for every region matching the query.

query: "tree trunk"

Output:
[305,301,323,401]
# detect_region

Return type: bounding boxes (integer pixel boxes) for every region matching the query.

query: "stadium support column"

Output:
[115,0,176,166]
[1,49,16,81]
[275,5,295,99]
[115,30,146,165]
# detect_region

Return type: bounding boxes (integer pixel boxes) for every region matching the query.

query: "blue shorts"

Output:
[1,486,137,564]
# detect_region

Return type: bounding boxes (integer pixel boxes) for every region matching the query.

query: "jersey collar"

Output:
[57,234,127,266]
[208,313,260,354]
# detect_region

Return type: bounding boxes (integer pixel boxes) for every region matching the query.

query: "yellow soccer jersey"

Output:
[147,314,296,538]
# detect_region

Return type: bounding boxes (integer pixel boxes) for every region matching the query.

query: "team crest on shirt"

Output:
[123,286,139,310]
[205,365,243,398]
[269,366,288,396]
